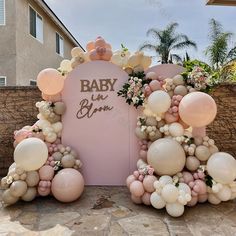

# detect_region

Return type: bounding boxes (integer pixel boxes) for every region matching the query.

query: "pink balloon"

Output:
[195,180,207,194]
[37,68,64,96]
[38,186,50,196]
[51,168,84,203]
[142,192,151,205]
[42,92,62,102]
[86,41,95,51]
[39,165,54,181]
[126,175,136,188]
[192,127,206,138]
[143,175,157,193]
[149,80,161,91]
[129,181,145,197]
[14,130,29,143]
[198,193,208,203]
[187,196,198,207]
[179,92,217,127]
[131,194,142,204]
[164,112,179,123]
[181,172,194,184]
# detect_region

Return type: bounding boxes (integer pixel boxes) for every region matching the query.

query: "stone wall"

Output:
[0,87,41,176]
[0,85,235,176]
[207,84,236,157]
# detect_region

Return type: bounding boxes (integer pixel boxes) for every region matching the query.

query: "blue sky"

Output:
[45,0,236,64]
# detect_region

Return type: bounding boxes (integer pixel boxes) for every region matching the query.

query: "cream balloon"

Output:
[60,59,72,72]
[147,138,186,175]
[208,193,221,205]
[150,192,166,209]
[25,171,40,187]
[195,145,211,161]
[166,202,185,217]
[207,152,236,184]
[216,185,231,201]
[147,91,171,115]
[2,189,19,205]
[169,123,184,137]
[161,184,179,203]
[185,156,200,171]
[10,180,27,197]
[14,138,48,171]
[21,187,37,202]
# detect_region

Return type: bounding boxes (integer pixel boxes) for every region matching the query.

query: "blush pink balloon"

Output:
[38,186,50,196]
[126,175,136,188]
[129,181,145,197]
[198,193,208,203]
[179,92,217,127]
[149,80,161,91]
[51,168,84,203]
[195,180,207,194]
[42,92,62,102]
[187,196,198,207]
[143,175,157,193]
[181,172,194,184]
[142,192,151,205]
[37,68,64,96]
[131,194,142,204]
[139,150,147,161]
[39,165,54,181]
[86,41,95,51]
[164,112,179,123]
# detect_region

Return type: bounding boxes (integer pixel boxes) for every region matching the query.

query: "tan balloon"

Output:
[61,154,76,168]
[209,145,219,154]
[174,85,188,96]
[10,180,27,197]
[25,171,40,187]
[135,127,148,140]
[195,145,211,161]
[186,156,200,171]
[147,138,186,175]
[173,75,185,86]
[53,102,66,115]
[21,187,37,202]
[2,189,19,205]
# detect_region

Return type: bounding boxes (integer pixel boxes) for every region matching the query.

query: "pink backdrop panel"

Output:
[146,64,185,79]
[62,61,139,185]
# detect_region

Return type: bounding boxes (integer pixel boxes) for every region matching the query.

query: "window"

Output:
[30,80,37,86]
[0,0,5,25]
[0,76,6,86]
[56,32,64,56]
[29,6,43,42]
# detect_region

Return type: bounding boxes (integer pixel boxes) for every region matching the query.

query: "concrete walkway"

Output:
[0,187,236,235]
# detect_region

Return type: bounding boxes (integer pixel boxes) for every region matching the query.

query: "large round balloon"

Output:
[14,138,48,171]
[37,68,64,95]
[179,92,217,127]
[147,91,171,115]
[147,138,186,175]
[51,168,84,202]
[207,152,236,184]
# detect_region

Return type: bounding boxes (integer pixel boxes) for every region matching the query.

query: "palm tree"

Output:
[139,23,197,64]
[205,19,236,68]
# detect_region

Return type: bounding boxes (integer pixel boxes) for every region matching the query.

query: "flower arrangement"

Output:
[117,72,151,108]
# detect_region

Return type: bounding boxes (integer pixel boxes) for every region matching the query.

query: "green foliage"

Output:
[139,23,197,64]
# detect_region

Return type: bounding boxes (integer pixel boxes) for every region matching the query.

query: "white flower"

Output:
[111,49,131,68]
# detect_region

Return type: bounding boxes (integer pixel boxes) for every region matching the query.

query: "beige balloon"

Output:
[61,154,76,168]
[207,152,236,184]
[135,127,148,140]
[53,102,66,115]
[14,138,48,171]
[169,122,184,137]
[25,171,40,187]
[2,189,19,205]
[173,75,185,86]
[186,156,200,171]
[21,187,37,202]
[10,180,28,197]
[174,85,188,96]
[195,145,211,161]
[147,138,186,175]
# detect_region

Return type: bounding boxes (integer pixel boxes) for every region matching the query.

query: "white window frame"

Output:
[0,76,7,86]
[28,4,43,43]
[56,32,64,57]
[0,0,6,26]
[30,80,37,86]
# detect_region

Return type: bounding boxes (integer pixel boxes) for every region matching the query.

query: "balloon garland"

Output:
[1,37,236,218]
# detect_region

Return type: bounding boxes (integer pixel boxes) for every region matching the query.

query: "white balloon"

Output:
[208,193,221,205]
[166,202,185,217]
[159,176,173,185]
[161,184,179,203]
[207,152,236,184]
[150,192,166,209]
[52,122,63,133]
[60,59,72,72]
[14,138,48,171]
[178,183,191,195]
[216,185,231,201]
[35,120,51,129]
[147,91,171,115]
[71,47,83,58]
[169,123,184,137]
[147,138,186,175]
